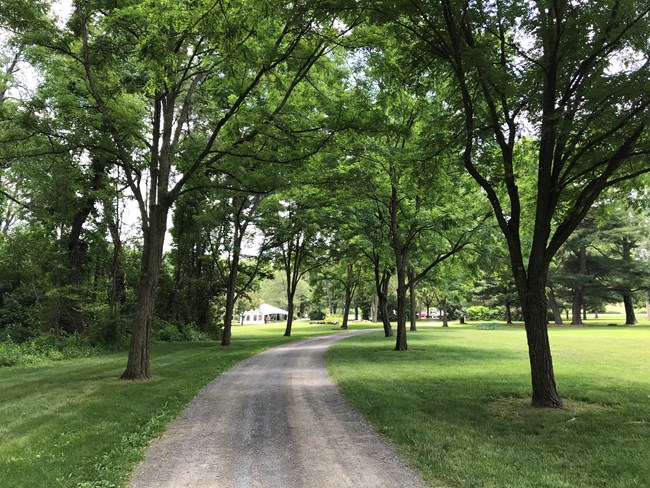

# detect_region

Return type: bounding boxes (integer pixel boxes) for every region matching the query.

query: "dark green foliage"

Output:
[308,309,326,320]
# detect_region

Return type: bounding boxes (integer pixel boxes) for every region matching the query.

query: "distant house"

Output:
[240,303,289,325]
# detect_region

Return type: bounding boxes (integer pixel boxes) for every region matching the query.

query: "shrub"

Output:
[308,309,326,320]
[153,319,183,342]
[466,305,503,321]
[0,340,21,367]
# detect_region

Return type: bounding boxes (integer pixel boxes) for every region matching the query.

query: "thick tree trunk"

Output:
[371,296,378,322]
[571,290,584,325]
[520,279,563,408]
[623,292,637,325]
[408,269,417,332]
[121,207,167,380]
[547,284,563,325]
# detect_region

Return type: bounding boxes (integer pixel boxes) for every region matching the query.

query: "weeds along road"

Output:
[130,329,428,488]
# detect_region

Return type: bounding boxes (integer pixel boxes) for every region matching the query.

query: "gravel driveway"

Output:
[130,329,429,488]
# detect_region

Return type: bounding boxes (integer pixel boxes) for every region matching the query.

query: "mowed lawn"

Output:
[0,322,371,488]
[328,324,650,488]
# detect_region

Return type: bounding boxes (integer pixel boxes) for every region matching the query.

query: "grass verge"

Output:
[327,324,650,488]
[0,321,374,488]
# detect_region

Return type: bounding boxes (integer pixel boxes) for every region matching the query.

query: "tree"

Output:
[376,0,650,406]
[17,0,352,378]
[265,195,331,336]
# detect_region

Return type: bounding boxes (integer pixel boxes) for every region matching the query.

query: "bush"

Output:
[466,305,503,321]
[0,340,21,367]
[308,309,326,320]
[153,319,183,342]
[0,332,98,368]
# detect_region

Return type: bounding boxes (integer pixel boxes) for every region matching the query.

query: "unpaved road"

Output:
[130,330,429,488]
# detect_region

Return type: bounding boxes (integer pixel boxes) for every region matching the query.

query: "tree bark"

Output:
[520,277,563,408]
[373,262,392,337]
[222,200,246,346]
[284,292,296,336]
[623,292,637,325]
[121,206,167,380]
[547,283,563,325]
[505,301,513,324]
[394,264,408,350]
[371,296,378,322]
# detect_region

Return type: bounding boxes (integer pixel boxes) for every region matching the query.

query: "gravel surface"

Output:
[130,330,429,488]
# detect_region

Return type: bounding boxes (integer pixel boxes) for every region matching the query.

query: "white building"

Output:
[240,303,289,324]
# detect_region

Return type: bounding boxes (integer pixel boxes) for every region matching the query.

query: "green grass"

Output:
[0,321,374,488]
[328,324,650,488]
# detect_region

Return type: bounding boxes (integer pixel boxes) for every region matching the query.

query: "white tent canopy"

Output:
[240,303,289,324]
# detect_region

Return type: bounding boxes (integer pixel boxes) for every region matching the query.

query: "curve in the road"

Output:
[130,329,429,488]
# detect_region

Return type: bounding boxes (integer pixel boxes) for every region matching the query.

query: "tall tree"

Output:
[20,0,352,378]
[375,0,650,406]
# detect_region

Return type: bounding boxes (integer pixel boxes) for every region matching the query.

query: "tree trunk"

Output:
[623,292,637,325]
[371,296,378,322]
[376,269,392,337]
[121,207,167,380]
[284,295,295,336]
[520,279,563,408]
[221,256,240,346]
[441,298,448,327]
[571,289,583,324]
[222,214,244,346]
[341,293,351,330]
[106,203,126,312]
[408,269,417,332]
[505,301,513,324]
[394,264,408,351]
[547,284,563,325]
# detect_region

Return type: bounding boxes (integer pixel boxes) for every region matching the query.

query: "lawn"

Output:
[328,323,650,488]
[0,321,370,488]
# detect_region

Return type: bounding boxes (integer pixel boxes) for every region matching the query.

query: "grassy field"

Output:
[328,323,650,488]
[0,321,369,488]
